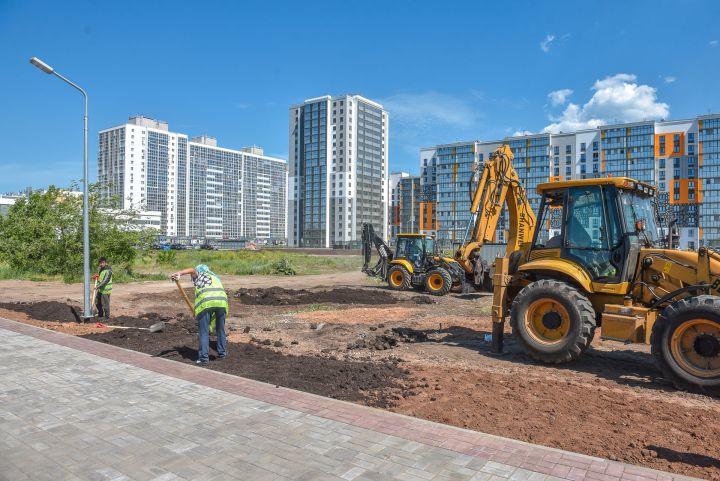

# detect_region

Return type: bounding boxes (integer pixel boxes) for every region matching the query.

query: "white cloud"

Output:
[512,130,533,137]
[548,89,573,106]
[662,76,676,84]
[710,40,719,47]
[380,91,478,129]
[540,34,555,53]
[542,73,669,133]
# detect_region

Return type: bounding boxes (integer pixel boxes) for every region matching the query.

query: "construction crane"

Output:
[456,144,719,394]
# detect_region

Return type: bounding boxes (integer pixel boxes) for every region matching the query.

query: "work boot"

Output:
[196,359,209,367]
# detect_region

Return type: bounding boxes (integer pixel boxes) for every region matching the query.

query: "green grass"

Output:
[0,250,361,284]
[134,250,361,277]
[295,303,338,313]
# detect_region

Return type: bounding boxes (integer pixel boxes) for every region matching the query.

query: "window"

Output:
[554,146,560,155]
[593,141,598,151]
[566,155,571,164]
[593,163,599,173]
[688,144,695,155]
[580,142,586,152]
[566,186,622,280]
[688,132,695,143]
[565,167,571,176]
[659,158,666,169]
[565,145,571,154]
[660,146,666,155]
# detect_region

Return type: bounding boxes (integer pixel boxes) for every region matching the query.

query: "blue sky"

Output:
[1,0,719,192]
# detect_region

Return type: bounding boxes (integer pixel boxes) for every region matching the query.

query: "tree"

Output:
[0,185,154,281]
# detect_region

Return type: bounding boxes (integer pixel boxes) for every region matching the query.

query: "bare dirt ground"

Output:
[1,273,719,480]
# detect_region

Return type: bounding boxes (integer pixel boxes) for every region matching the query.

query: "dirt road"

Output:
[1,276,718,480]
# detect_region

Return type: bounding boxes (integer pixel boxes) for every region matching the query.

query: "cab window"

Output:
[533,190,564,249]
[564,186,620,280]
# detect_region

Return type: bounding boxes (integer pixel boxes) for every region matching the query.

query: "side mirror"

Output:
[635,219,646,232]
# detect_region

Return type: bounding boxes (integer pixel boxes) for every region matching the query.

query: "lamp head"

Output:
[30,57,54,74]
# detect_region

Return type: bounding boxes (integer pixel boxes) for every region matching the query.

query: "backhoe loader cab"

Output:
[528,178,659,285]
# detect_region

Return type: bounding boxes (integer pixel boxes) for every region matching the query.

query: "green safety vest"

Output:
[98,268,113,294]
[194,274,229,317]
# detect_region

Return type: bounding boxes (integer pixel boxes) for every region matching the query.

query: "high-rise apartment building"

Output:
[412,115,720,249]
[98,116,287,242]
[389,171,410,238]
[288,95,389,248]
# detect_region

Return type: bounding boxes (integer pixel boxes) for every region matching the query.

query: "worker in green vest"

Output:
[170,264,228,366]
[92,257,113,319]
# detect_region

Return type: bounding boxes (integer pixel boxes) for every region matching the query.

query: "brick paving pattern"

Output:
[0,318,702,481]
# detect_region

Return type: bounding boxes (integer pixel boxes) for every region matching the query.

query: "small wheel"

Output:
[651,295,720,394]
[387,265,411,291]
[424,268,452,296]
[510,280,596,363]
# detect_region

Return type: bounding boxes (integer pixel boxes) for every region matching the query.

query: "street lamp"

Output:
[30,56,92,322]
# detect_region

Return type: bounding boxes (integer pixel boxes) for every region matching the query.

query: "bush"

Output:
[156,250,177,265]
[272,257,296,276]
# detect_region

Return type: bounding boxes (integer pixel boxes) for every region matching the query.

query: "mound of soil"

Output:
[235,287,398,306]
[81,315,408,407]
[0,301,81,323]
[347,327,430,350]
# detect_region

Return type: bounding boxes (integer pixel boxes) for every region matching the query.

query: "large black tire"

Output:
[387,265,411,291]
[510,280,596,363]
[424,267,453,296]
[651,295,720,395]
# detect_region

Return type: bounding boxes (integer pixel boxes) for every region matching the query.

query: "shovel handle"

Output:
[175,279,195,317]
[91,279,99,316]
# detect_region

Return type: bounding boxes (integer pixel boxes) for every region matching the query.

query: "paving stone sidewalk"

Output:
[0,318,702,481]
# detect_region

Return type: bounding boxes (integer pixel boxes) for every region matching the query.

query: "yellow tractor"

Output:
[455,144,720,394]
[362,224,465,295]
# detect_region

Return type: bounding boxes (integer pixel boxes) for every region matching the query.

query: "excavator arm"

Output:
[454,144,537,286]
[361,223,393,279]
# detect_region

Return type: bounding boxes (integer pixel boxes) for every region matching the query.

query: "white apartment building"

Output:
[288,95,389,248]
[98,116,287,241]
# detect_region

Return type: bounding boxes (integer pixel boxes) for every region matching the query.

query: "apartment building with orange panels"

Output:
[408,116,720,249]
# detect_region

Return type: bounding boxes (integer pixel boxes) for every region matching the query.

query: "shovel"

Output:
[96,321,165,333]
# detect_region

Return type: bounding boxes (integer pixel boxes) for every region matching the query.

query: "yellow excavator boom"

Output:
[455,144,537,282]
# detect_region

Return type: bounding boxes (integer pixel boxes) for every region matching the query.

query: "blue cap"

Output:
[196,264,210,274]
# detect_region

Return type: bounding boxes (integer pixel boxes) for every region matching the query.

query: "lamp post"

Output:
[30,57,92,321]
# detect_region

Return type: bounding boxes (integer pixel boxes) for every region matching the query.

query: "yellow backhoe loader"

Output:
[362,224,465,295]
[455,144,720,394]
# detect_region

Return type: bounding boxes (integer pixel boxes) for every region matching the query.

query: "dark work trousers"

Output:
[96,293,110,319]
